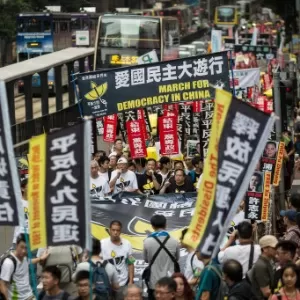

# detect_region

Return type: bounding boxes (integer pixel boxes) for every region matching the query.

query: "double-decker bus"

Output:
[16,12,100,93]
[93,14,180,70]
[214,6,239,30]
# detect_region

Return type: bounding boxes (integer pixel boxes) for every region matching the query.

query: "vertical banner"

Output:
[211,29,223,53]
[28,134,47,249]
[158,116,179,156]
[251,27,259,46]
[183,89,275,256]
[273,142,285,186]
[260,140,278,178]
[117,113,127,142]
[137,109,151,141]
[200,101,214,158]
[0,81,23,226]
[29,122,91,250]
[103,114,118,143]
[126,120,147,159]
[261,171,271,221]
[96,117,104,136]
[178,103,193,138]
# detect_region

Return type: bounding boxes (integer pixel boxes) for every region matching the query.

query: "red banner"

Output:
[163,104,179,114]
[103,114,117,142]
[264,99,273,114]
[126,120,147,159]
[263,74,273,90]
[137,109,148,140]
[158,116,179,155]
[192,101,202,113]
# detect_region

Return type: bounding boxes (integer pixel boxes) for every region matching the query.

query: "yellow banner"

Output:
[261,171,271,221]
[273,142,284,186]
[28,134,47,250]
[183,89,232,249]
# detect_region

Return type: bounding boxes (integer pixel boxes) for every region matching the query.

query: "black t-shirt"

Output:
[165,176,195,193]
[137,173,163,194]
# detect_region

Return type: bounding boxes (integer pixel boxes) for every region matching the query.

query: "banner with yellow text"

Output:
[77,52,230,117]
[183,89,275,257]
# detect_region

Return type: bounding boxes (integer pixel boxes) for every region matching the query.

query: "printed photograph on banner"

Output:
[183,89,274,256]
[77,52,230,118]
[248,171,264,193]
[260,140,278,179]
[187,140,201,157]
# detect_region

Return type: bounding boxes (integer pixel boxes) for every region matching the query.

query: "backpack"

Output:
[206,265,228,300]
[38,290,69,300]
[91,261,111,299]
[0,253,17,300]
[42,246,77,283]
[0,252,17,283]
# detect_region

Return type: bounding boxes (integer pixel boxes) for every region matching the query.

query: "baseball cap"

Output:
[280,210,297,222]
[259,235,278,249]
[117,157,128,164]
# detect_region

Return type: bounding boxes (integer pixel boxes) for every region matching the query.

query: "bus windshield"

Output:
[17,17,51,33]
[99,17,160,49]
[216,7,235,23]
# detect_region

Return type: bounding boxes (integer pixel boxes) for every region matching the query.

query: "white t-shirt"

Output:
[184,252,204,281]
[0,253,32,300]
[218,244,261,277]
[98,171,109,183]
[13,200,29,243]
[110,170,138,194]
[101,238,133,286]
[90,176,110,198]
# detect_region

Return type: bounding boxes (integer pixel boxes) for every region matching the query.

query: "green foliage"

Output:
[0,0,32,40]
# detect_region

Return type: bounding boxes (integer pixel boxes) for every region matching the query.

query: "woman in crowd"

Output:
[171,273,194,300]
[271,264,300,300]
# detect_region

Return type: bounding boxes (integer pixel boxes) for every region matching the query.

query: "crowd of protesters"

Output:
[2,126,300,300]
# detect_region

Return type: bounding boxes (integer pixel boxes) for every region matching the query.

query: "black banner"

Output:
[234,44,277,60]
[183,89,274,256]
[45,123,89,248]
[178,104,193,142]
[0,96,22,226]
[200,101,214,158]
[77,52,230,118]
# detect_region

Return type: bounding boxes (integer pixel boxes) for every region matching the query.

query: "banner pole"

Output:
[24,231,38,299]
[229,51,236,97]
[71,72,83,119]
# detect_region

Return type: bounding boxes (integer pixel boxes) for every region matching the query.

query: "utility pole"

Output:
[273,71,285,210]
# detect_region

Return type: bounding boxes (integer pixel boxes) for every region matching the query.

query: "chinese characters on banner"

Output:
[183,89,275,256]
[137,109,151,140]
[77,52,230,117]
[103,114,118,143]
[200,101,214,158]
[230,68,260,100]
[96,118,104,136]
[28,122,91,250]
[158,116,179,156]
[126,120,147,159]
[273,142,285,186]
[178,103,193,141]
[245,171,272,221]
[0,83,23,226]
